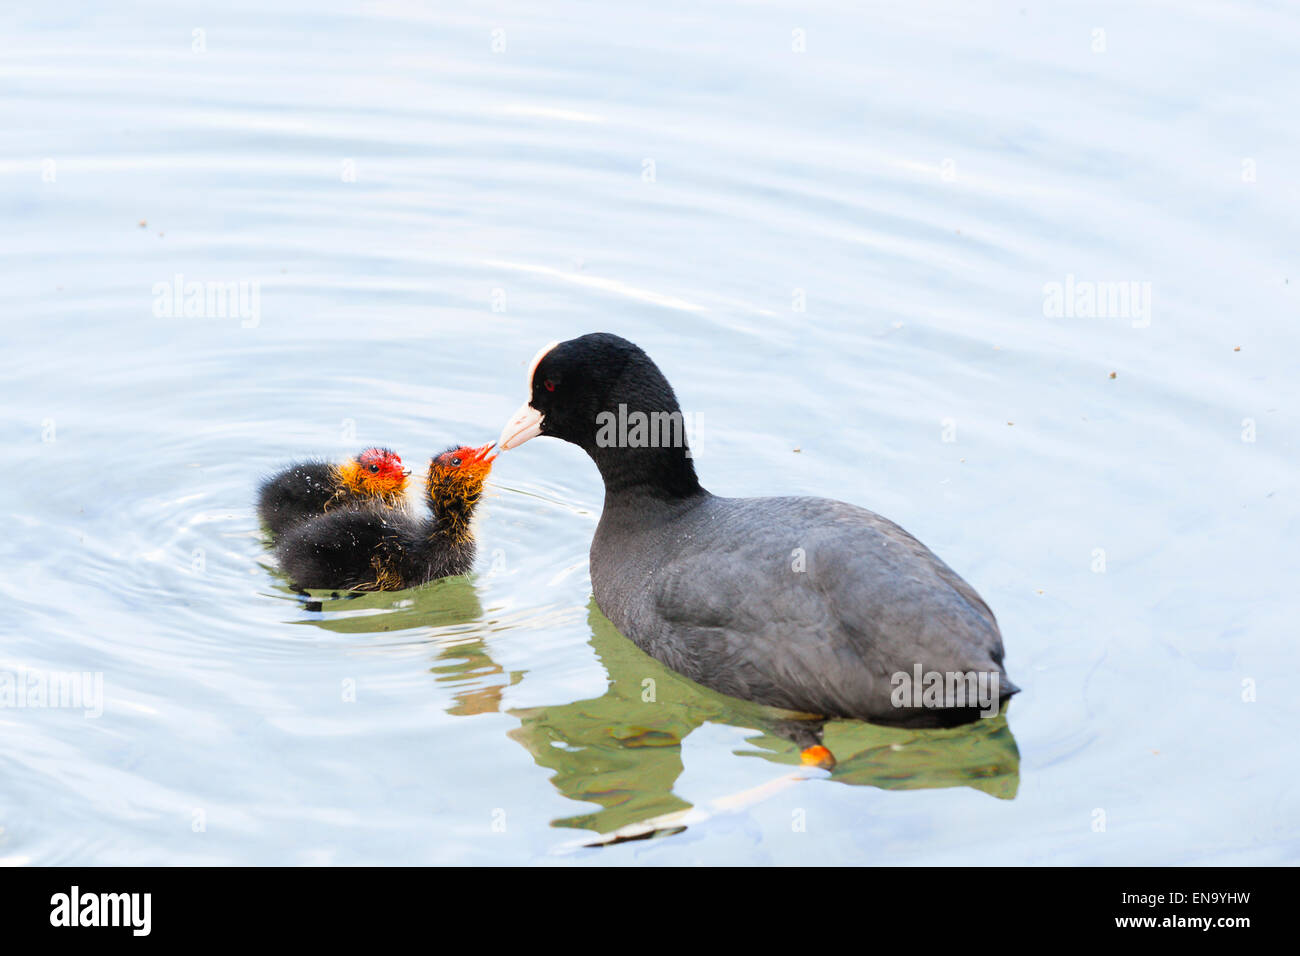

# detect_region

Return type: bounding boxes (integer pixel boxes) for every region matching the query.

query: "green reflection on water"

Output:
[289,577,525,715]
[288,574,486,632]
[293,583,1019,838]
[509,601,1019,835]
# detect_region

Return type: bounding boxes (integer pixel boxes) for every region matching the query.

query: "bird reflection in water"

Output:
[508,601,1019,842]
[294,576,523,716]
[294,583,1018,843]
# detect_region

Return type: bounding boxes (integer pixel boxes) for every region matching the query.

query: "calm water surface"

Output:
[2,1,1298,864]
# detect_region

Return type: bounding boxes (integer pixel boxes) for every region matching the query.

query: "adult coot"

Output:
[275,442,496,591]
[498,334,1016,754]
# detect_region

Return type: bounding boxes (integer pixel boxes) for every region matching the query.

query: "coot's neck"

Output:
[580,427,708,505]
[425,477,480,546]
[571,349,709,505]
[430,505,475,545]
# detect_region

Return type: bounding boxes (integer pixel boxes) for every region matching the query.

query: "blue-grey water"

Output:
[2,0,1297,864]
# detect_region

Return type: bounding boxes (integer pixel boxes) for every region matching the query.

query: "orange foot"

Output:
[800,745,836,769]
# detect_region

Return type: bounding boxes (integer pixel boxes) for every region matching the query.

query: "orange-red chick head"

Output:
[337,447,409,502]
[426,442,497,538]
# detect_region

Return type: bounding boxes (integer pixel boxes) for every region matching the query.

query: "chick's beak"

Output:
[498,403,543,451]
[474,441,499,463]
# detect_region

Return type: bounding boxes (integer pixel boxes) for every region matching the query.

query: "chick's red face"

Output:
[344,447,408,497]
[429,442,497,487]
[359,447,404,479]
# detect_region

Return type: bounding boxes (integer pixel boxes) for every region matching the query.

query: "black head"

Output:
[498,333,703,499]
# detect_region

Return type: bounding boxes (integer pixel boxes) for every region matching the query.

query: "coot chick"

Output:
[275,442,496,591]
[257,447,409,536]
[498,334,1017,754]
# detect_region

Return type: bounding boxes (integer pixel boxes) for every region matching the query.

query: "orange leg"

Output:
[800,744,836,769]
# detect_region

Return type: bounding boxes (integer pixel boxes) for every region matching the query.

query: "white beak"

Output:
[498,340,559,451]
[499,402,544,450]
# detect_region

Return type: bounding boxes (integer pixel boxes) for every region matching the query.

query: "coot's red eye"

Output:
[544,379,556,392]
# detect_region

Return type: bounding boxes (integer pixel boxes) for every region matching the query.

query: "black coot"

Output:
[498,333,1017,749]
[275,443,495,591]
